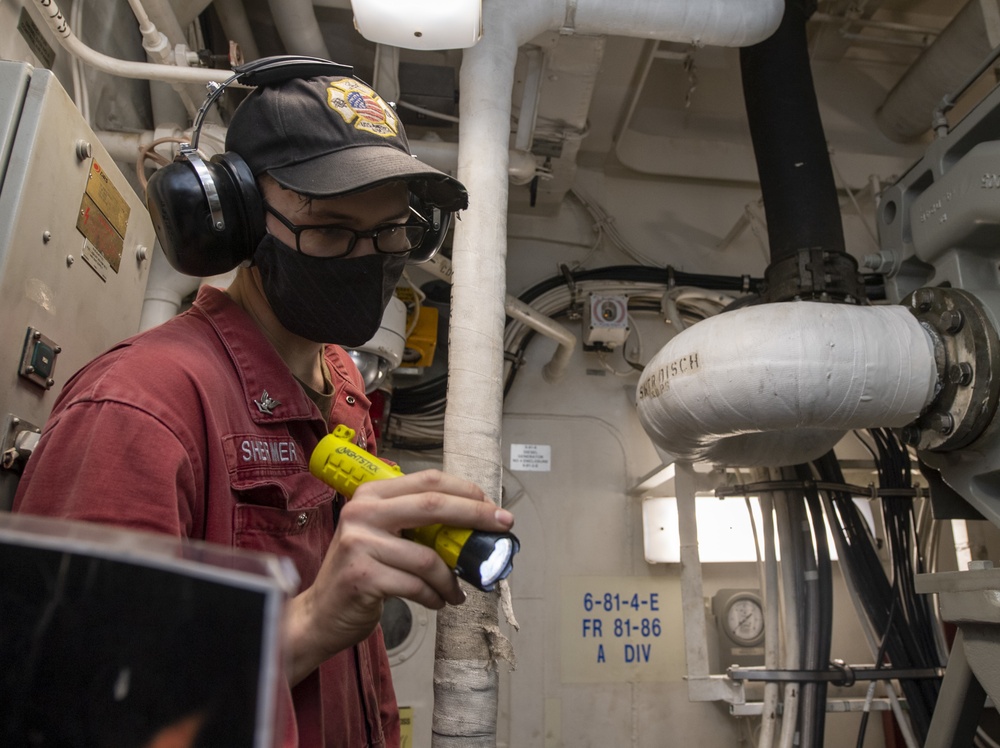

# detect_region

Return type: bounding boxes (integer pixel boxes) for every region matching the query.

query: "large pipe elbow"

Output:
[635,302,939,467]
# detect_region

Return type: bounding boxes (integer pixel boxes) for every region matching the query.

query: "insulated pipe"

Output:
[560,0,783,44]
[634,302,938,467]
[437,1,784,746]
[740,0,845,265]
[437,10,546,737]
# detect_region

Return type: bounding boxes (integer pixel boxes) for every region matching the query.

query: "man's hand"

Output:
[284,469,514,684]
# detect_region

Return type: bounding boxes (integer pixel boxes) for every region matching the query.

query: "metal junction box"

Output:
[583,292,630,350]
[0,61,154,507]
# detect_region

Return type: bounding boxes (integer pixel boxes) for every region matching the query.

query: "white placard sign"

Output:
[510,443,551,472]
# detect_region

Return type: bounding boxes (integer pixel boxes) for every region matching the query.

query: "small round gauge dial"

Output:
[724,595,764,646]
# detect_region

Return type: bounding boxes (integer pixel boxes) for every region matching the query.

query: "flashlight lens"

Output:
[454,531,520,591]
[479,537,515,587]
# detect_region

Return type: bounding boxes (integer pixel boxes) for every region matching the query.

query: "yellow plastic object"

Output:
[401,305,439,368]
[309,425,471,571]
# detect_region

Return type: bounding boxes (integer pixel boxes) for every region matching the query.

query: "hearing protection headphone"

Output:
[145,55,454,277]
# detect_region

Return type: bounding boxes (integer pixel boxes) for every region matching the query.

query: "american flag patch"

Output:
[347,90,386,123]
[327,80,399,138]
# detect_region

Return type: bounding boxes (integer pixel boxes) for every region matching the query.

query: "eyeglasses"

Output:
[263,201,428,259]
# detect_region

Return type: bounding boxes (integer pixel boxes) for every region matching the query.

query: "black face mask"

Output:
[253,234,407,347]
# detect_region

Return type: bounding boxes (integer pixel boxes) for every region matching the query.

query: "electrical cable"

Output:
[503,272,740,395]
[856,591,899,748]
[772,466,804,748]
[812,483,834,745]
[387,264,758,448]
[815,440,941,745]
[796,462,834,748]
[569,189,664,266]
[517,265,764,304]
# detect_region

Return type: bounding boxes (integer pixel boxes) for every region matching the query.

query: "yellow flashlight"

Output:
[309,425,519,592]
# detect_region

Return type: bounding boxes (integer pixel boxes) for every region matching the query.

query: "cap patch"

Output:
[327,79,399,139]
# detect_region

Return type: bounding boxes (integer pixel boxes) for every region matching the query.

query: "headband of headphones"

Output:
[145,55,454,277]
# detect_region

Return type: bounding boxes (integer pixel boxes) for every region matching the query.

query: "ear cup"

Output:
[145,151,263,276]
[212,151,266,252]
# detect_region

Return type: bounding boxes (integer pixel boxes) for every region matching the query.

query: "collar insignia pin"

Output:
[254,390,281,415]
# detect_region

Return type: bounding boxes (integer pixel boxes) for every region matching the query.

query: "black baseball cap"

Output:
[225,75,468,212]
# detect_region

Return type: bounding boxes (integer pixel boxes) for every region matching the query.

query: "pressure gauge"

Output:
[723,594,765,646]
[711,589,765,667]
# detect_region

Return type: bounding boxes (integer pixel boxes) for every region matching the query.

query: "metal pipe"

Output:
[503,296,576,382]
[877,0,1000,142]
[30,0,235,84]
[513,47,544,153]
[810,11,940,37]
[212,0,261,61]
[265,0,330,58]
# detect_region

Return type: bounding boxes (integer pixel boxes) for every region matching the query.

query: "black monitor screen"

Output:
[0,541,269,748]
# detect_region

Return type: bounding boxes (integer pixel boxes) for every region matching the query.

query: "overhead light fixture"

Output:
[350,0,482,50]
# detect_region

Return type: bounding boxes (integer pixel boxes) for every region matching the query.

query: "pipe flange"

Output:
[897,288,1000,451]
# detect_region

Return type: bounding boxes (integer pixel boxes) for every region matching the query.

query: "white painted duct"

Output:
[634,302,939,467]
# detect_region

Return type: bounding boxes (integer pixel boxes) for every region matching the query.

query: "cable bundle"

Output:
[386,264,757,448]
[816,431,941,746]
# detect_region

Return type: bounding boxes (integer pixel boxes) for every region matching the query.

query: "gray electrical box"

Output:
[0,61,154,508]
[583,292,630,350]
